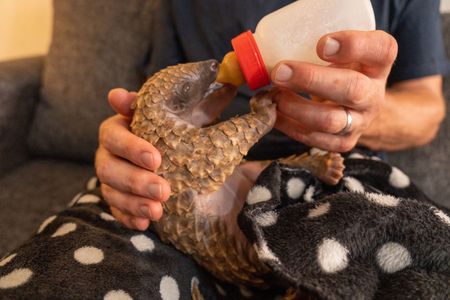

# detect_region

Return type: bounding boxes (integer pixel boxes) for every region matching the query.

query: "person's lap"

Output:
[1,151,449,299]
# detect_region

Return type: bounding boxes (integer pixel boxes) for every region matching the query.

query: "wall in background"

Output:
[442,0,450,12]
[0,0,449,62]
[0,0,53,61]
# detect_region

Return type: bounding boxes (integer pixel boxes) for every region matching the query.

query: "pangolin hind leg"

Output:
[277,150,345,185]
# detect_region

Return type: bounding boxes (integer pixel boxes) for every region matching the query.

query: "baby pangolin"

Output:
[130,60,344,288]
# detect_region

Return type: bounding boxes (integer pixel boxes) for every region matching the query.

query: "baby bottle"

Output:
[217,0,376,89]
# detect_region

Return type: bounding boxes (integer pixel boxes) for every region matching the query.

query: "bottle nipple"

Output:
[216,52,245,87]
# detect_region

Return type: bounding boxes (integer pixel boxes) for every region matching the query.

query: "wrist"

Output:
[358,118,383,150]
[358,92,387,150]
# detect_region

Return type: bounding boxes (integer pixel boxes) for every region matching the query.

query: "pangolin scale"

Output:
[130,60,344,288]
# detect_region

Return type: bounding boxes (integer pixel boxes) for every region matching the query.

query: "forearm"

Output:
[359,75,446,151]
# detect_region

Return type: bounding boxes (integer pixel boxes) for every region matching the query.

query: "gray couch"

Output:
[0,2,449,256]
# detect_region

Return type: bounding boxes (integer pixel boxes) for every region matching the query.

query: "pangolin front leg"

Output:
[192,91,277,193]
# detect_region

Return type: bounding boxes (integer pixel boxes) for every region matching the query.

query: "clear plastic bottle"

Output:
[217,0,376,90]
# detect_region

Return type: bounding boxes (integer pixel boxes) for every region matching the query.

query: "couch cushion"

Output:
[28,0,155,162]
[0,159,94,255]
[0,57,43,173]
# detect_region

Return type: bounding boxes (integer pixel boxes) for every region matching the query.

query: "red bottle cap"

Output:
[231,31,270,90]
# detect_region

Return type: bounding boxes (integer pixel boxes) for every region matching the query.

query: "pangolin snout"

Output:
[199,59,220,84]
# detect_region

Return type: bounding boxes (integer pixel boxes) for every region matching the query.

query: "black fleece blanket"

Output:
[0,152,449,299]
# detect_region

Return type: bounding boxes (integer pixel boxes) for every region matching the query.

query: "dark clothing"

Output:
[147,0,450,160]
[373,0,450,84]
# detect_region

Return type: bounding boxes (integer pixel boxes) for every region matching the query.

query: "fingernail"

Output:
[141,152,154,169]
[139,205,152,219]
[148,184,162,199]
[274,64,293,82]
[131,218,148,231]
[324,38,340,57]
[160,184,170,201]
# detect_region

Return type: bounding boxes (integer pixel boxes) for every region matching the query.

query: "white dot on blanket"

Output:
[304,186,315,202]
[254,211,278,227]
[100,212,116,222]
[308,202,330,218]
[86,176,99,191]
[160,275,180,300]
[130,235,155,252]
[431,208,450,226]
[0,268,33,289]
[0,254,17,267]
[51,223,77,238]
[389,167,410,189]
[365,192,400,207]
[246,186,272,205]
[348,152,366,159]
[376,242,411,273]
[310,148,328,156]
[343,177,364,193]
[37,215,57,234]
[77,194,101,204]
[286,178,305,199]
[104,290,133,300]
[74,246,104,265]
[317,238,349,273]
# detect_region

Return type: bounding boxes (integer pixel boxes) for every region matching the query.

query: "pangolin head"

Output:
[155,60,237,127]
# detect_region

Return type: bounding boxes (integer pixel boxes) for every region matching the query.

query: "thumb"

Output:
[108,88,138,117]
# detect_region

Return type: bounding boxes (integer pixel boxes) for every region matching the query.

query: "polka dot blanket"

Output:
[1,152,449,299]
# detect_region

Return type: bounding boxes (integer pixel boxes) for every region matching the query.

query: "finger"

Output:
[276,115,358,153]
[96,146,171,201]
[102,184,164,221]
[110,206,150,231]
[317,30,398,78]
[298,130,359,153]
[275,111,310,139]
[274,89,363,134]
[99,114,162,171]
[108,88,138,117]
[272,62,373,109]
